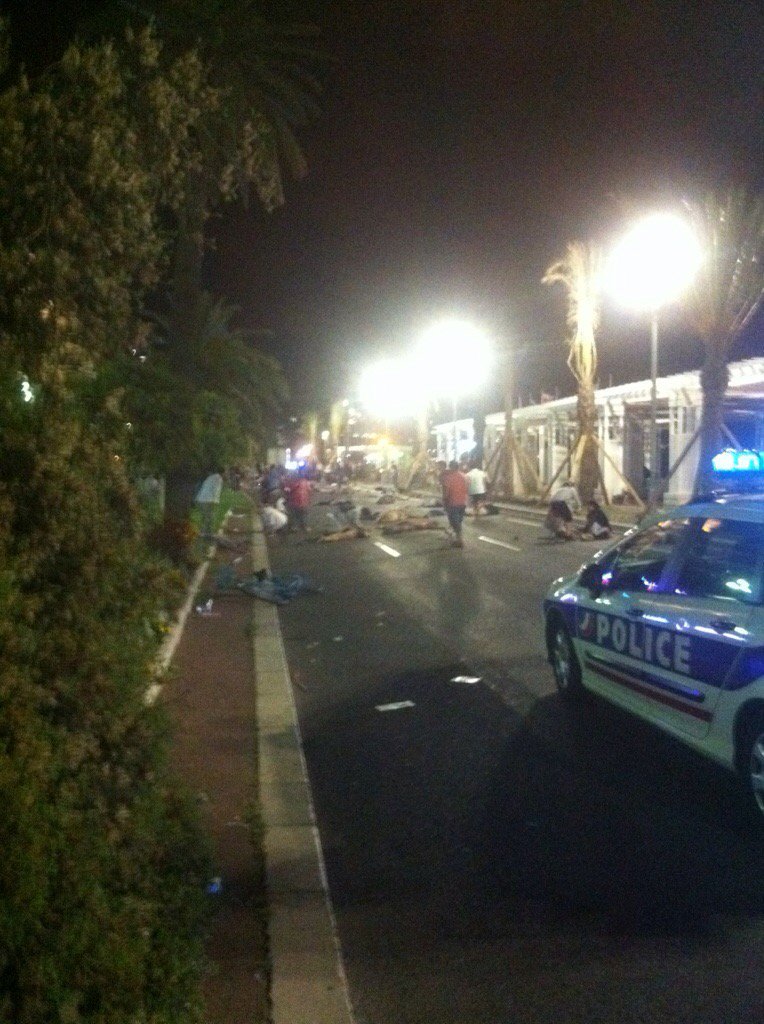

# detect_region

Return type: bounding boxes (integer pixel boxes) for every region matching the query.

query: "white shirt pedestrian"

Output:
[466,466,487,497]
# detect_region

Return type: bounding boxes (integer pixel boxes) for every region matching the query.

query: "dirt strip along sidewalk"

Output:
[165,514,269,1024]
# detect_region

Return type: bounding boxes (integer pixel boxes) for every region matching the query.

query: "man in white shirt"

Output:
[466,462,488,514]
[546,480,581,539]
[195,470,224,536]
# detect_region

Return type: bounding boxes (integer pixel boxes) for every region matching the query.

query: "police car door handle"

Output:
[709,616,737,633]
[625,606,644,618]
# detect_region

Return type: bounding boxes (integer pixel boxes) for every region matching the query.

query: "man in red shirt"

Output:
[284,473,312,533]
[441,460,468,547]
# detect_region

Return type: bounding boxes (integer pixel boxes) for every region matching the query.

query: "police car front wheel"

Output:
[549,620,583,700]
[740,713,764,823]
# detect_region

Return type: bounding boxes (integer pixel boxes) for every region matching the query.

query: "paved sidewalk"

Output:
[165,511,354,1024]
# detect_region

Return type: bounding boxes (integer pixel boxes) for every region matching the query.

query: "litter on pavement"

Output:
[451,675,482,684]
[215,565,323,605]
[375,700,416,712]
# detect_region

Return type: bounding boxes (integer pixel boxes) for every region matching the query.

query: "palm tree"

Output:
[542,241,603,503]
[685,188,764,495]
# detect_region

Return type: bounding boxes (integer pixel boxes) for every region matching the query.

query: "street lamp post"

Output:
[413,318,492,465]
[648,310,659,506]
[607,212,702,507]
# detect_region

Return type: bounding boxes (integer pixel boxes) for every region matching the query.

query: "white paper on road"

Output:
[375,700,416,712]
[451,675,482,684]
[478,535,521,552]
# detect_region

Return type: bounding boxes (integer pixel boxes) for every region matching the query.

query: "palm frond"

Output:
[543,241,602,387]
[685,187,764,350]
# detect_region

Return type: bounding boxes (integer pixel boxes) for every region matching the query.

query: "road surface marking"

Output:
[375,541,401,558]
[376,700,415,712]
[503,515,544,528]
[478,535,520,552]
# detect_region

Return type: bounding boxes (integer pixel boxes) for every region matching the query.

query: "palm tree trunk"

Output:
[577,380,599,503]
[694,348,729,496]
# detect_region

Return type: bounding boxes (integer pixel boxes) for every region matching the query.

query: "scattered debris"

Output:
[215,565,323,605]
[206,876,223,895]
[451,675,482,685]
[318,525,369,542]
[332,635,344,642]
[375,700,415,712]
[381,516,442,535]
[195,598,215,616]
[306,641,320,649]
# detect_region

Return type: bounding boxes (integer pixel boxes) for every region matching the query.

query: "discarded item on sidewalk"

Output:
[375,700,415,712]
[332,635,344,642]
[215,564,323,604]
[195,598,215,615]
[206,876,223,895]
[451,675,482,684]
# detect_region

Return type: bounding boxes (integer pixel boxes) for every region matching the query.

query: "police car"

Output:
[544,455,764,821]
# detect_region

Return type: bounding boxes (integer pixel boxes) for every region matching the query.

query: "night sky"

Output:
[207,0,764,414]
[5,1,763,413]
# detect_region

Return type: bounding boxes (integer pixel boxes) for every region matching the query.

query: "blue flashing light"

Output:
[712,449,763,473]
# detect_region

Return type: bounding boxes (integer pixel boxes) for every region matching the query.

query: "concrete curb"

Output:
[251,522,355,1024]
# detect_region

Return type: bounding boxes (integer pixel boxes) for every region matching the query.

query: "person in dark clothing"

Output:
[579,499,612,540]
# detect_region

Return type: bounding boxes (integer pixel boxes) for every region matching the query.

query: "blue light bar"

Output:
[712,449,763,473]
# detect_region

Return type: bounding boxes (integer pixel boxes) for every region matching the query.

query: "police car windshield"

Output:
[672,518,764,604]
[597,516,764,603]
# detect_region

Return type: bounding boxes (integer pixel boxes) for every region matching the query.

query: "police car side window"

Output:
[604,519,689,594]
[672,518,764,604]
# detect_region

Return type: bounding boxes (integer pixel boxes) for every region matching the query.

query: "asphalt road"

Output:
[268,492,764,1024]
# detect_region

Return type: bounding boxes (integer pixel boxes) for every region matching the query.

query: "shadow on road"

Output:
[478,691,764,937]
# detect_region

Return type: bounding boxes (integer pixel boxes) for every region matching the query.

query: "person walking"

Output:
[466,461,488,515]
[441,460,468,547]
[283,473,312,533]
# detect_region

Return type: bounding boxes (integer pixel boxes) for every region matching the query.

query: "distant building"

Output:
[433,356,764,506]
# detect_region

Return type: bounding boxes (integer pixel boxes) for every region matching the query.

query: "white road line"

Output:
[502,515,544,528]
[478,535,521,552]
[374,541,401,558]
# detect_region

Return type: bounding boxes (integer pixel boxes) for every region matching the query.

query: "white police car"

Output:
[544,481,764,821]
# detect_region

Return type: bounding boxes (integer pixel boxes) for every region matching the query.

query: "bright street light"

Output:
[606,212,702,312]
[413,318,492,461]
[358,357,421,422]
[606,212,702,505]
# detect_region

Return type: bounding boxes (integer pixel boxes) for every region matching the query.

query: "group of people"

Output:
[437,459,489,548]
[545,480,611,541]
[259,464,312,538]
[254,457,612,548]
